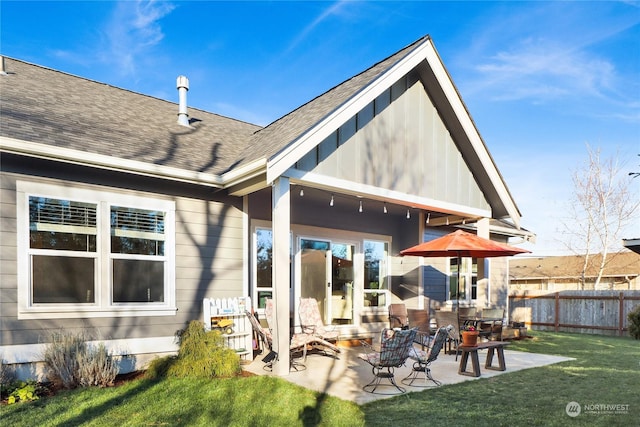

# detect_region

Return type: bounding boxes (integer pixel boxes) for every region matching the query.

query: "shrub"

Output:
[78,343,119,387]
[6,380,42,404]
[144,355,176,380]
[156,320,240,379]
[43,331,120,389]
[43,331,86,389]
[1,354,15,386]
[628,305,640,340]
[1,355,16,401]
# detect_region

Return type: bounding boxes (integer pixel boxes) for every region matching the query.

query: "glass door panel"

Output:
[330,243,354,325]
[300,239,330,323]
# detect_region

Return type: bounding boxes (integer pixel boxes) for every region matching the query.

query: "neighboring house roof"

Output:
[510,252,640,280]
[0,35,523,228]
[623,238,640,255]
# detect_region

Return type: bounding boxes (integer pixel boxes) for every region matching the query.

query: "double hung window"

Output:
[18,181,176,318]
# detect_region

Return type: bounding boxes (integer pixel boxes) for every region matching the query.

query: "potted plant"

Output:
[461,325,479,346]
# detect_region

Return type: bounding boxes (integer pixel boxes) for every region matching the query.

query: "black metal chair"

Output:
[358,328,417,394]
[401,325,451,387]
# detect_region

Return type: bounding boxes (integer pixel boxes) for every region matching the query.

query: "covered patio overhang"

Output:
[262,175,529,375]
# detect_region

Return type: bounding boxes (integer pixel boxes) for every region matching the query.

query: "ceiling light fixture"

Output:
[330,195,334,206]
[383,203,388,214]
[406,209,411,219]
[359,201,363,213]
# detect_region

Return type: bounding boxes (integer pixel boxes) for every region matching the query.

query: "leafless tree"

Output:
[560,145,639,289]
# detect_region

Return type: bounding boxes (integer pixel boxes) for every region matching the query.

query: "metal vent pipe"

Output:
[176,75,190,126]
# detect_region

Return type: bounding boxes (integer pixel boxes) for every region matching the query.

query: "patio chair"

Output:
[245,310,305,371]
[357,327,418,394]
[388,303,409,329]
[298,297,340,343]
[407,308,433,347]
[401,325,451,387]
[435,310,462,359]
[479,308,504,341]
[265,299,340,362]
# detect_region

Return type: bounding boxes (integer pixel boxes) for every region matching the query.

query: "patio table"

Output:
[457,341,510,377]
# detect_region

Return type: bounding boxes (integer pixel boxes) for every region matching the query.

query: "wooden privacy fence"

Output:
[508,290,640,336]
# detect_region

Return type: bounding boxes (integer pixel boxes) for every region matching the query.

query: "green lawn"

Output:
[2,331,638,426]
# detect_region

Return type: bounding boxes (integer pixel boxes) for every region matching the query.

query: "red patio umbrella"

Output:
[400,229,530,312]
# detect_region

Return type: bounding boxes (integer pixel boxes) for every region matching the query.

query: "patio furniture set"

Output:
[247,297,511,395]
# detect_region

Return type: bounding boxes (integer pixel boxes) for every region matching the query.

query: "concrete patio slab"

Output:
[243,344,574,405]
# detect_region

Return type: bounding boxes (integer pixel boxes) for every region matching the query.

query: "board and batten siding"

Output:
[0,167,244,360]
[300,72,490,213]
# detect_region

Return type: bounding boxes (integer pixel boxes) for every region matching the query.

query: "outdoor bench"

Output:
[457,341,510,377]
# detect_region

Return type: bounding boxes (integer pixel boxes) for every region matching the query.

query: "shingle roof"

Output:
[510,252,640,280]
[0,57,260,175]
[0,36,430,179]
[243,36,428,167]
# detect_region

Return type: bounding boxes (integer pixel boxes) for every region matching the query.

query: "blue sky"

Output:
[2,1,639,256]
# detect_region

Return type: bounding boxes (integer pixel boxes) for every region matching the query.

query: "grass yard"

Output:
[362,331,639,427]
[1,331,638,426]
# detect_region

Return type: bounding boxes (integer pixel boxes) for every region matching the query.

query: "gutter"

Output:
[1,136,225,188]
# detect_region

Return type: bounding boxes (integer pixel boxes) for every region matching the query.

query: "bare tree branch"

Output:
[560,145,640,289]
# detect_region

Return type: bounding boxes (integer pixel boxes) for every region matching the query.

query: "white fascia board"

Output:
[1,136,224,188]
[287,168,491,218]
[266,39,437,185]
[423,48,522,228]
[219,158,267,187]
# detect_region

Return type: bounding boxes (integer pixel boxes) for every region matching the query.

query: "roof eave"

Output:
[265,36,523,228]
[1,136,225,188]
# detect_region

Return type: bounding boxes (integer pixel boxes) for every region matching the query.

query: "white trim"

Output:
[286,168,491,218]
[423,47,521,227]
[265,37,521,227]
[272,177,292,375]
[16,180,177,319]
[220,158,267,187]
[242,196,250,300]
[1,136,270,191]
[0,336,179,364]
[1,136,224,188]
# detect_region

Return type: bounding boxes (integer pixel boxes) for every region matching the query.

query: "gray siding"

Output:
[0,156,244,347]
[306,74,490,213]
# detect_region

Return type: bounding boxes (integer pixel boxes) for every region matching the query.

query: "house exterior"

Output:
[509,251,640,291]
[0,36,533,377]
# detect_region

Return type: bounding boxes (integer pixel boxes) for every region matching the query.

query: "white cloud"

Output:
[282,1,349,56]
[102,0,176,75]
[454,2,639,119]
[473,38,615,103]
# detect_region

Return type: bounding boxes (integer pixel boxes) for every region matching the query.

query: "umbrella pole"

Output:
[456,254,461,331]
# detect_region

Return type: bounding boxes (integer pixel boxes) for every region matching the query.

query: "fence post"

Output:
[619,292,624,336]
[554,292,560,332]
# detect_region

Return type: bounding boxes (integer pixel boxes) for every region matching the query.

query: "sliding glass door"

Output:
[300,238,355,326]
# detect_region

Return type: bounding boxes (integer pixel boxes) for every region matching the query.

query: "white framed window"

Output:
[449,257,478,303]
[17,181,176,319]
